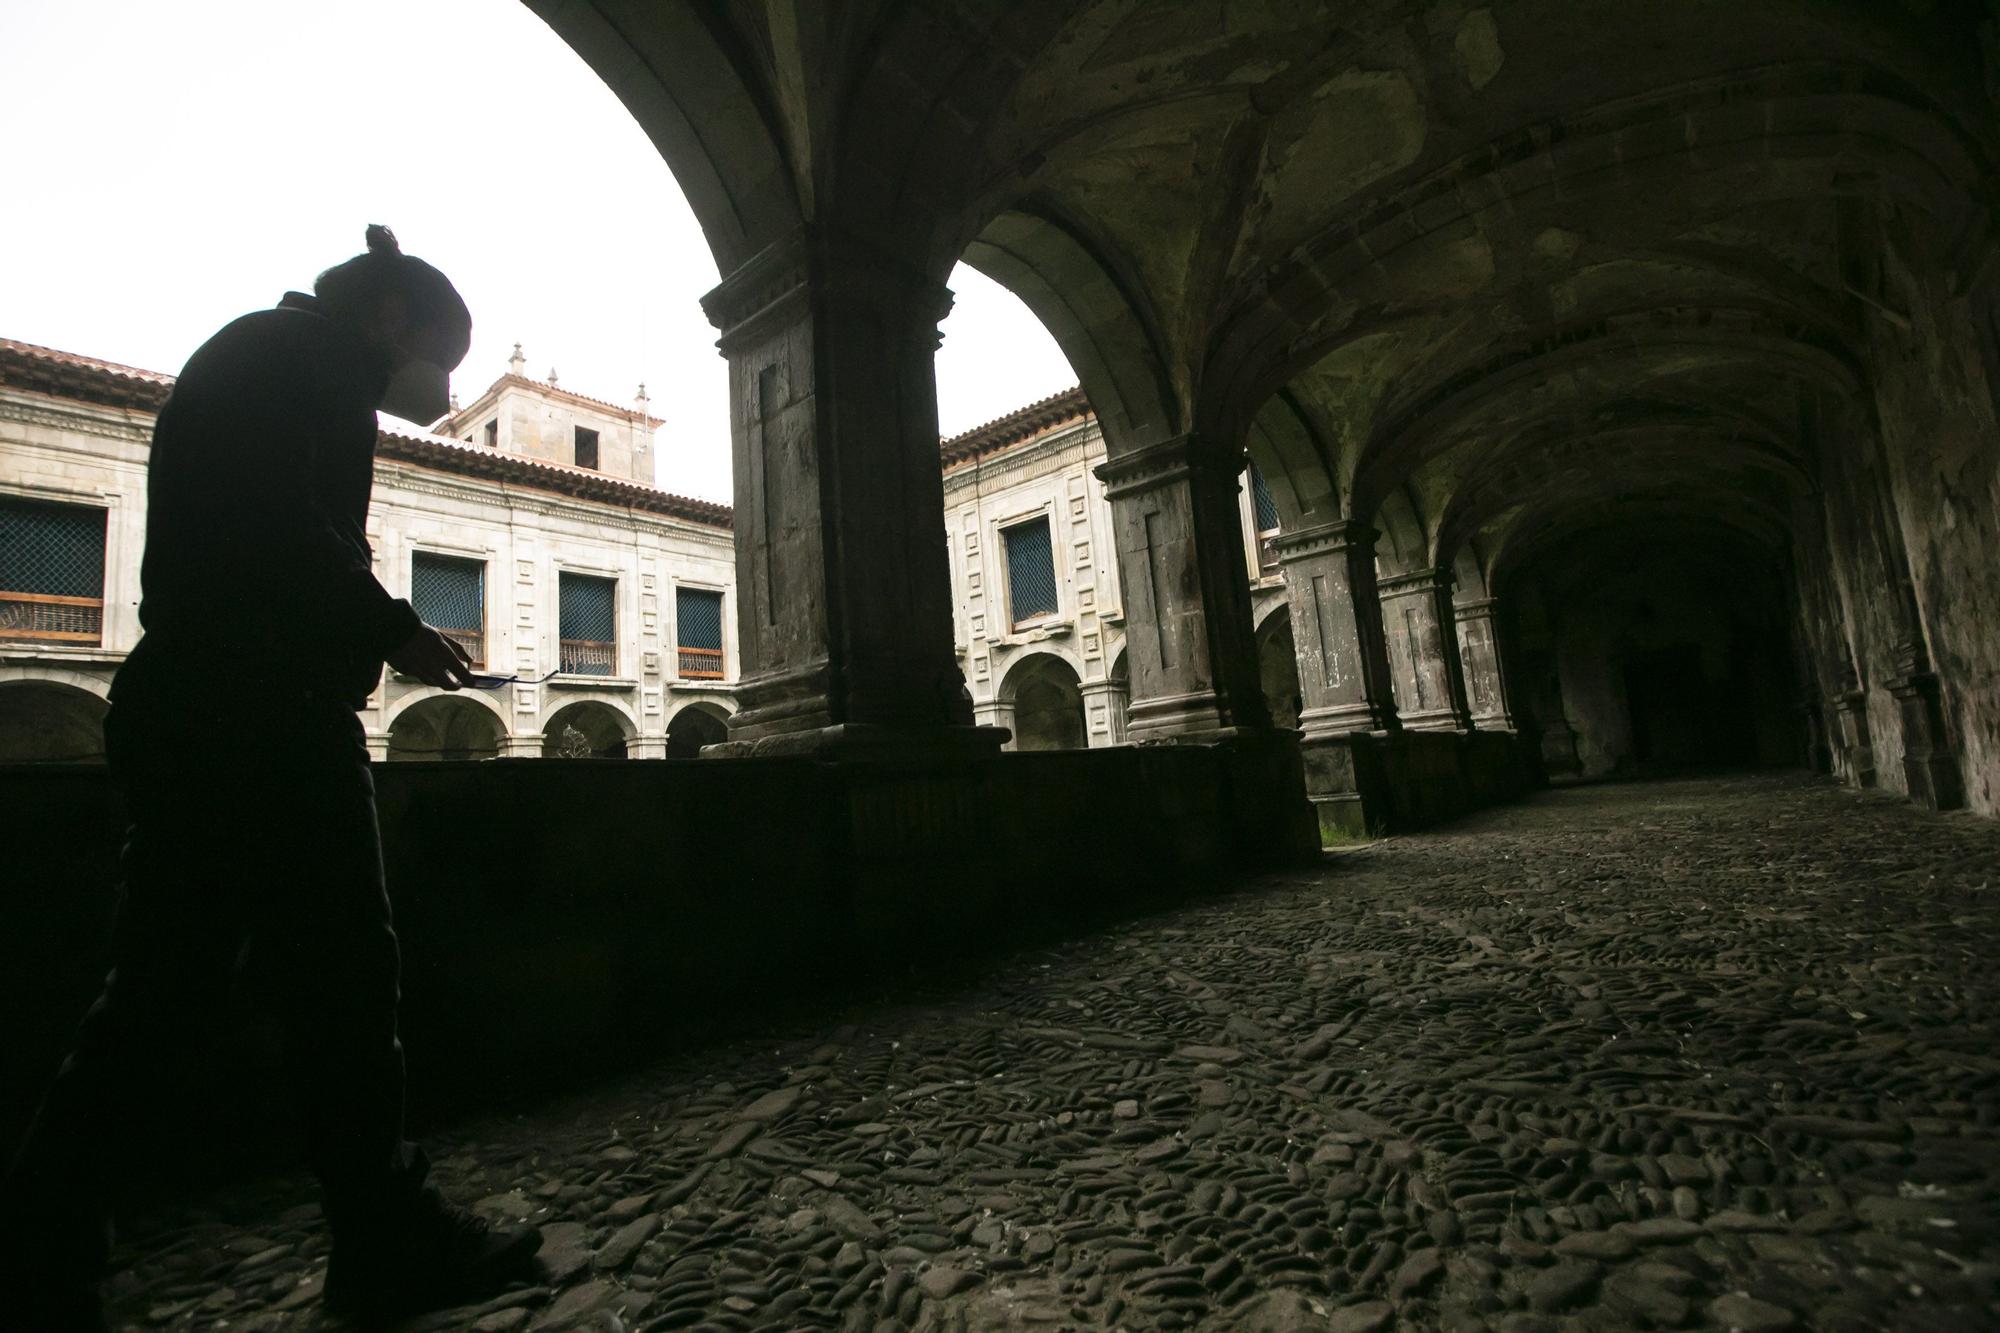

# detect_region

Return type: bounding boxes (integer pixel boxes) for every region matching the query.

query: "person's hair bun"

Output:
[364,224,401,256]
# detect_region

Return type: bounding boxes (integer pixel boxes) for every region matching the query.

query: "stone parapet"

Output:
[1301,728,1539,840]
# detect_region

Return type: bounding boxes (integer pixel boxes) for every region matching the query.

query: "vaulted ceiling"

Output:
[529,0,1998,589]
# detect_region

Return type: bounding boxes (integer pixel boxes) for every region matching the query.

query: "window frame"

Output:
[998,510,1062,632]
[408,548,487,670]
[555,566,619,677]
[672,582,727,681]
[0,493,109,647]
[574,425,600,471]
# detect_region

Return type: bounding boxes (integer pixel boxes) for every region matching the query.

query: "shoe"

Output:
[323,1187,541,1321]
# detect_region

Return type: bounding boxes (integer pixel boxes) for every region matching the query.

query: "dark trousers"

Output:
[2,698,421,1279]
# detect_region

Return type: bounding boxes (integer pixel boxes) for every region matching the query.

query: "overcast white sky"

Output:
[0,0,1077,503]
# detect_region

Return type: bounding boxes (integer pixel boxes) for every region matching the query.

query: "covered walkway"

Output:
[103,774,2000,1330]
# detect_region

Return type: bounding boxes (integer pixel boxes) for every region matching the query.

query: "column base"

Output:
[1299,700,1399,739]
[1400,706,1474,733]
[1125,688,1236,742]
[1890,673,1963,811]
[702,721,1008,763]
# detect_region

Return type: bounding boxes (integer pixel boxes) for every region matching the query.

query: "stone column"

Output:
[363,730,390,763]
[1890,638,1964,810]
[699,227,997,758]
[1080,679,1129,746]
[1094,436,1270,740]
[498,734,542,760]
[972,698,1017,747]
[1275,521,1399,736]
[1453,597,1513,730]
[1830,660,1875,789]
[1378,568,1474,731]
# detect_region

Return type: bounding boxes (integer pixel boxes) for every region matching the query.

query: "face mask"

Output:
[379,357,450,427]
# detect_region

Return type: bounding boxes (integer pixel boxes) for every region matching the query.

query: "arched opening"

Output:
[1255,608,1302,731]
[541,701,631,760]
[387,695,503,762]
[0,680,108,763]
[665,703,730,759]
[1001,654,1088,752]
[1108,650,1131,741]
[1506,524,1799,780]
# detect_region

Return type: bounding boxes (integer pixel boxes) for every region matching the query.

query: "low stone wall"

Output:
[1301,729,1541,839]
[1,742,1315,1165]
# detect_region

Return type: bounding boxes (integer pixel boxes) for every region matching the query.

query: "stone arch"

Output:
[523,0,800,276]
[385,693,505,762]
[1254,603,1302,732]
[542,698,636,760]
[1244,389,1341,531]
[665,700,732,759]
[0,678,108,763]
[959,207,1180,456]
[998,651,1088,752]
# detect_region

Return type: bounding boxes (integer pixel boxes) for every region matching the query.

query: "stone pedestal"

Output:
[698,228,997,761]
[1890,641,1963,810]
[1453,597,1514,730]
[1379,569,1473,732]
[1275,521,1399,737]
[1831,682,1875,789]
[1094,436,1269,740]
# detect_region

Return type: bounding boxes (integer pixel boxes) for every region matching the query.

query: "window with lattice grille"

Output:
[0,497,106,645]
[675,586,724,678]
[411,552,485,668]
[1003,517,1059,629]
[559,571,616,675]
[1250,462,1281,573]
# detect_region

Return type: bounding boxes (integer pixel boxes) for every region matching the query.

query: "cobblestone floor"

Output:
[104,773,2000,1331]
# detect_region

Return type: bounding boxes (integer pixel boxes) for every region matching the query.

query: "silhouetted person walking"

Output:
[0,227,541,1329]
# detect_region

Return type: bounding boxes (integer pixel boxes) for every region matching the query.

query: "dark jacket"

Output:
[113,293,420,714]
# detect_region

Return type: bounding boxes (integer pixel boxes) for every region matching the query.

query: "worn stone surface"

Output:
[95,776,2000,1330]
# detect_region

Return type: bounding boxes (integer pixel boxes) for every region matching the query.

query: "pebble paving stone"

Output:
[94,775,2000,1329]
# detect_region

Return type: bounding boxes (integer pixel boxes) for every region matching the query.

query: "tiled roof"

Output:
[0,338,175,412]
[375,430,731,527]
[442,372,666,431]
[939,386,1092,468]
[0,337,729,529]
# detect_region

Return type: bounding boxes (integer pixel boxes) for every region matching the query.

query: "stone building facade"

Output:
[0,338,738,763]
[940,389,1292,750]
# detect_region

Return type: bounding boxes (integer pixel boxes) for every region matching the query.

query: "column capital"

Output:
[1377,566,1453,598]
[700,225,952,354]
[1093,433,1246,501]
[1273,519,1377,561]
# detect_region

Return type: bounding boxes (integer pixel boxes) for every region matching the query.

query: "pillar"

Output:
[698,227,997,758]
[1378,568,1474,731]
[1453,596,1513,731]
[1830,660,1876,789]
[1275,521,1399,736]
[1080,678,1128,746]
[1094,436,1270,740]
[973,697,1017,747]
[1890,637,1964,810]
